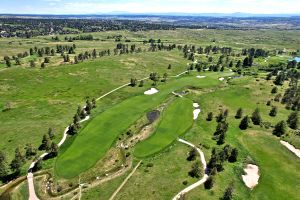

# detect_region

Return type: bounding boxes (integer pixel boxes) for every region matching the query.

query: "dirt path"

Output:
[172,138,208,200]
[108,161,142,200]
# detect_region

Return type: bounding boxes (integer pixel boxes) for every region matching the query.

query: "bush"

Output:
[146,163,154,167]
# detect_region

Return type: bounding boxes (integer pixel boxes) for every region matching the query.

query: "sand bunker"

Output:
[280,140,300,158]
[196,75,206,79]
[193,103,199,108]
[219,77,225,81]
[144,88,158,95]
[242,164,260,189]
[193,109,201,120]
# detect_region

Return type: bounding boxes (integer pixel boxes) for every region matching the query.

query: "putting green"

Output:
[55,73,222,178]
[134,97,193,158]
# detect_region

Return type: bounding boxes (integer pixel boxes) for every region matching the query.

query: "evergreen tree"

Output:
[217,132,226,145]
[92,98,97,108]
[269,106,278,117]
[251,108,262,125]
[25,144,36,159]
[204,176,215,189]
[0,151,8,179]
[29,60,35,68]
[168,64,172,69]
[139,80,144,87]
[33,157,42,172]
[48,127,55,139]
[287,111,298,129]
[271,86,278,94]
[188,161,202,178]
[44,57,50,63]
[187,148,197,161]
[228,148,238,162]
[85,99,93,115]
[5,59,11,67]
[207,112,213,121]
[235,108,243,119]
[50,142,58,157]
[40,134,51,151]
[41,62,45,68]
[222,184,234,200]
[273,120,287,137]
[239,116,250,130]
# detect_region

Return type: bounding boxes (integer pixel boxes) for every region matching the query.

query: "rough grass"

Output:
[133,97,193,158]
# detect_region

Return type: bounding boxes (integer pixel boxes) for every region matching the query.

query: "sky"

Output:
[0,0,299,15]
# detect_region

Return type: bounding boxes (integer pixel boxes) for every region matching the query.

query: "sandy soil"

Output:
[193,103,199,108]
[280,140,300,158]
[144,88,158,95]
[242,164,260,189]
[193,109,201,120]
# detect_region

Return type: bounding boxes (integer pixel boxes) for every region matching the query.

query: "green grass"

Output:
[133,97,193,158]
[114,143,200,200]
[55,73,221,179]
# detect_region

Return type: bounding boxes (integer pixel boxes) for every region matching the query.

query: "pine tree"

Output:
[50,142,58,157]
[187,148,197,161]
[41,62,45,68]
[5,60,11,67]
[273,121,287,137]
[0,151,8,179]
[228,148,238,162]
[271,86,278,94]
[222,184,234,200]
[92,98,97,108]
[25,144,36,159]
[239,116,250,130]
[40,134,51,151]
[251,108,262,125]
[269,106,278,117]
[204,176,215,189]
[235,108,243,119]
[207,112,213,121]
[287,111,298,129]
[48,127,55,139]
[188,161,202,178]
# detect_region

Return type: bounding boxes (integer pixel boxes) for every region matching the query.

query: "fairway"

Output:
[134,97,193,158]
[55,73,220,178]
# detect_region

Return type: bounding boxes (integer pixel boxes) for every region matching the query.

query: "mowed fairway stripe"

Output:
[55,74,220,178]
[133,97,193,158]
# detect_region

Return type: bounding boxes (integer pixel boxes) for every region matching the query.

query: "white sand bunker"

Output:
[242,164,260,189]
[196,75,206,79]
[193,103,199,108]
[193,109,201,120]
[280,140,300,158]
[144,88,158,95]
[219,77,225,81]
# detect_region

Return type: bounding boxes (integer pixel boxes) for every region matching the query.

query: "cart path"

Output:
[172,138,208,200]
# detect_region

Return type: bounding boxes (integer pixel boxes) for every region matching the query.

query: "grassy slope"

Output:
[0,50,187,163]
[185,77,300,200]
[133,97,193,158]
[55,73,221,179]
